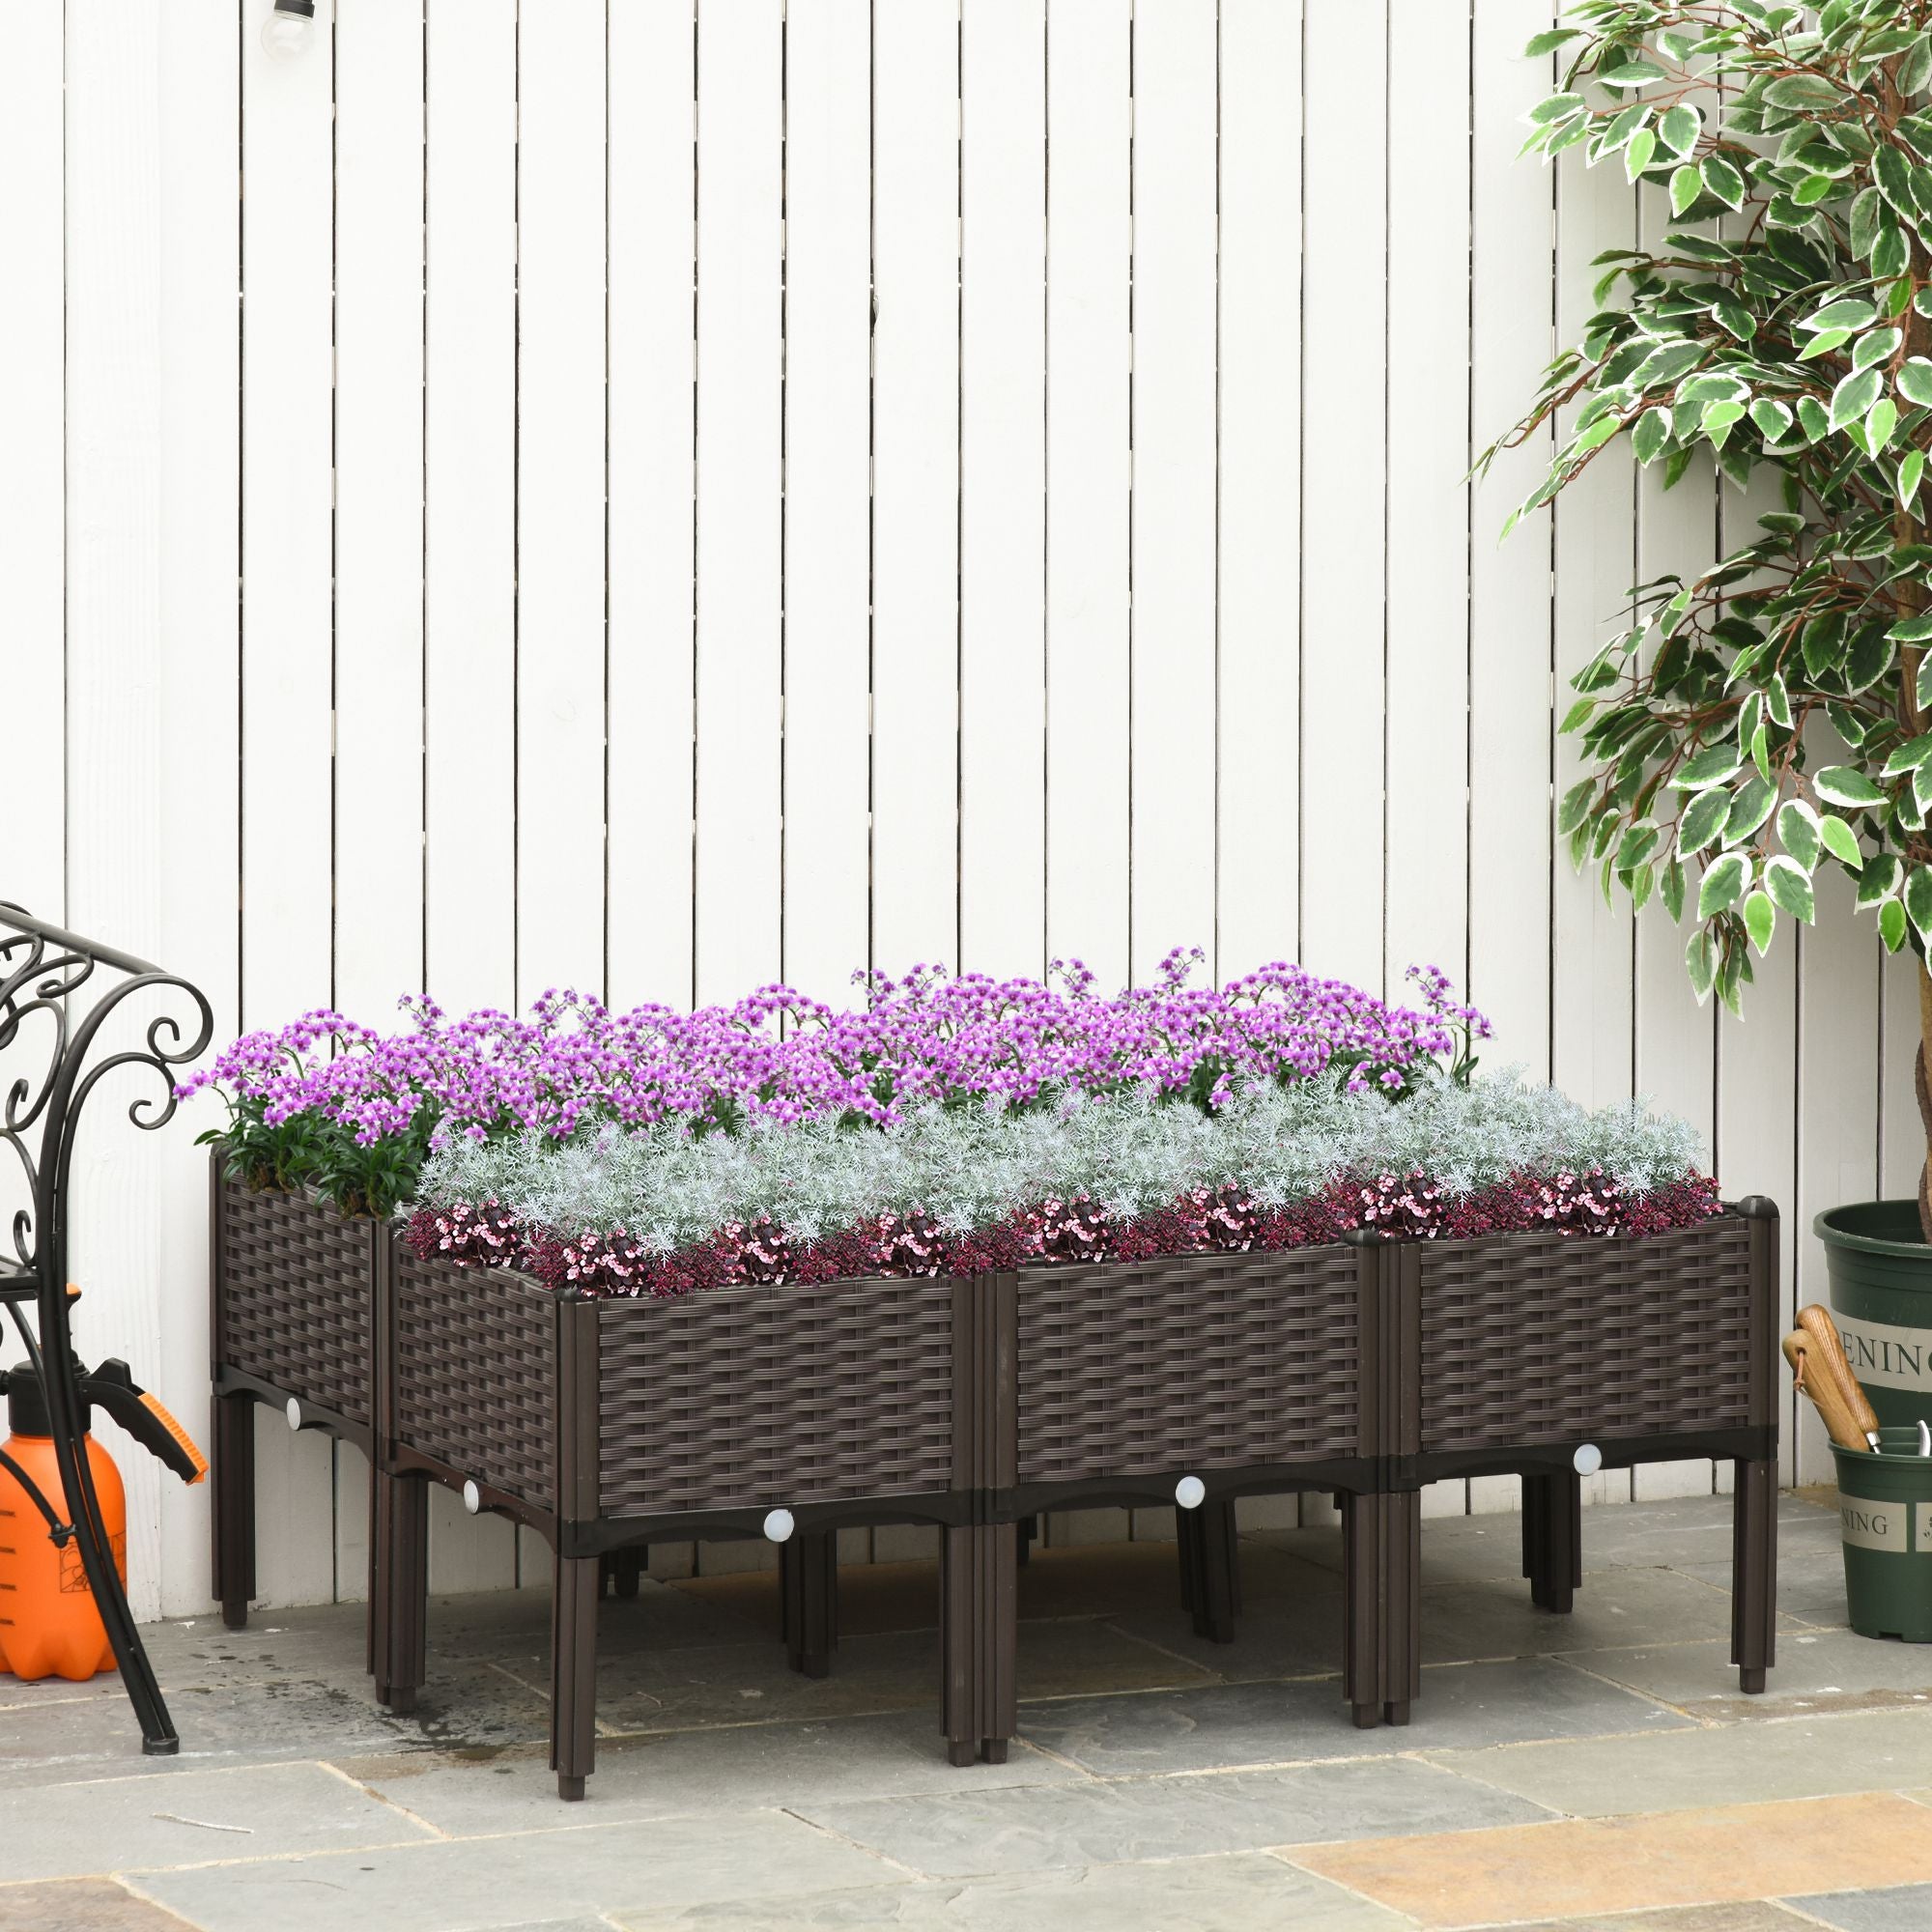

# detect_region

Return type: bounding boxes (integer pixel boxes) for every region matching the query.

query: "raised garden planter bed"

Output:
[209,1159,381,1631]
[1382,1199,1781,1719]
[375,1236,996,1799]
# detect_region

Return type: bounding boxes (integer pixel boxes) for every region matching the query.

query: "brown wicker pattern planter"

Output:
[213,1167,378,1431]
[1014,1246,1365,1485]
[1415,1214,1755,1454]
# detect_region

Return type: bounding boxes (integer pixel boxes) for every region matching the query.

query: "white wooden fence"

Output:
[4,0,1908,1621]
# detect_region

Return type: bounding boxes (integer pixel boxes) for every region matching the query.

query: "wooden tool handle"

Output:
[1784,1330,1869,1451]
[1797,1303,1880,1442]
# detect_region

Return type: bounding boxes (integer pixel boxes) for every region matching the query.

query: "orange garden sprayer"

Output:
[0,1337,206,1680]
[0,903,213,1750]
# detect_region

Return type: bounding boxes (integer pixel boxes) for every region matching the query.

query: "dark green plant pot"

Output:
[1818,1202,1932,1432]
[1832,1431,1932,1643]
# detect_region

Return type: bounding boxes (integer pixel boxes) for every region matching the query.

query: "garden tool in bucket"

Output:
[1787,1307,1932,1642]
[0,1352,208,1680]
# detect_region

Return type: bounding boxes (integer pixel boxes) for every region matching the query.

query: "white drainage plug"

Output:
[763,1508,796,1544]
[1573,1443,1603,1476]
[1174,1475,1207,1511]
[285,1397,302,1432]
[462,1479,482,1515]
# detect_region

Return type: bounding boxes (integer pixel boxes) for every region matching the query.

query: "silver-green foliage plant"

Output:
[1492,2,1932,1232]
[416,1075,1707,1255]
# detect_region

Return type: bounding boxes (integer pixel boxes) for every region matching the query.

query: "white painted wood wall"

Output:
[4,0,1899,1621]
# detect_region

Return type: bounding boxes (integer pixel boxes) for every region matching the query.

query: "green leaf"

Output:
[1601,60,1667,88]
[1672,744,1744,791]
[1632,406,1673,465]
[1884,730,1932,776]
[1661,857,1687,923]
[1777,797,1821,870]
[1878,140,1918,213]
[1697,849,1749,917]
[1900,448,1927,509]
[1659,102,1700,156]
[1797,395,1831,441]
[1764,855,1816,923]
[1856,327,1905,371]
[1767,674,1793,729]
[1832,367,1883,430]
[1724,774,1777,842]
[1881,896,1911,952]
[1800,327,1853,362]
[1876,225,1910,280]
[1852,186,1885,258]
[1702,399,1746,445]
[1918,653,1932,714]
[1523,29,1581,57]
[1846,622,1895,693]
[1859,853,1903,906]
[1712,298,1754,340]
[1820,813,1863,869]
[1669,164,1702,216]
[1814,766,1888,808]
[1899,358,1932,408]
[1893,613,1932,645]
[1868,397,1901,450]
[1529,91,1587,125]
[1624,128,1658,183]
[1686,927,1717,1002]
[1557,777,1595,834]
[1678,786,1730,855]
[1765,74,1846,112]
[1804,298,1879,332]
[1907,866,1932,942]
[1700,153,1747,209]
[1750,397,1793,441]
[1744,890,1776,955]
[1794,173,1838,207]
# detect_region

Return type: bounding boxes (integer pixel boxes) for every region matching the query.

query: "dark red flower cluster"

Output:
[405,1168,1723,1300]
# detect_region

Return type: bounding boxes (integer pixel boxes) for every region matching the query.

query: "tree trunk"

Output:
[1918,959,1932,1243]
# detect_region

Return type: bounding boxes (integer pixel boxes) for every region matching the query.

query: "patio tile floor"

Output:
[7,1492,1932,1928]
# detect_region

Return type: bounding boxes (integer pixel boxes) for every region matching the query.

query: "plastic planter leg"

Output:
[1384,1489,1419,1726]
[552,1552,600,1801]
[780,1530,838,1679]
[1189,1498,1239,1644]
[1731,1456,1776,1694]
[1342,1491,1385,1728]
[372,1470,428,1716]
[941,1523,1016,1766]
[211,1390,255,1632]
[1524,1471,1581,1615]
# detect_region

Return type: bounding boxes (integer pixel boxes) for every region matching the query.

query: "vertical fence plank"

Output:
[871,1,960,975]
[1469,0,1554,1082]
[0,6,65,924]
[1129,0,1217,984]
[154,0,242,1615]
[608,4,696,1012]
[424,0,517,1016]
[1881,948,1922,1206]
[781,0,871,1004]
[693,0,783,1006]
[1044,0,1130,990]
[1384,0,1470,998]
[1216,0,1300,980]
[334,0,426,1599]
[422,0,520,1597]
[516,4,608,1004]
[65,1,170,1618]
[1550,148,1635,1114]
[958,2,1045,979]
[1296,2,1386,994]
[238,0,337,1606]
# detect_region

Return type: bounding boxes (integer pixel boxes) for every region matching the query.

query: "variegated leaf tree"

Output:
[1490,0,1932,1237]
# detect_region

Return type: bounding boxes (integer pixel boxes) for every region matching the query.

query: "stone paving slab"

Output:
[1481,1906,1813,1932]
[1785,1883,1932,1930]
[0,1877,202,1931]
[132,1809,897,1932]
[794,1755,1550,1877]
[1426,1706,1932,1819]
[1293,1792,1932,1928]
[1565,1626,1932,1719]
[1019,1656,1690,1776]
[1416,1564,1748,1664]
[0,1760,435,1884]
[613,1854,1417,1929]
[332,1710,1080,1835]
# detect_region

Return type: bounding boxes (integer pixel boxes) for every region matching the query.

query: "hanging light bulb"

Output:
[261,0,316,62]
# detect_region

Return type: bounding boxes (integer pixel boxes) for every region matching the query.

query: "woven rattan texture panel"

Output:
[1417,1215,1753,1453]
[394,1255,554,1504]
[1014,1248,1363,1483]
[599,1277,957,1516]
[218,1179,372,1426]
